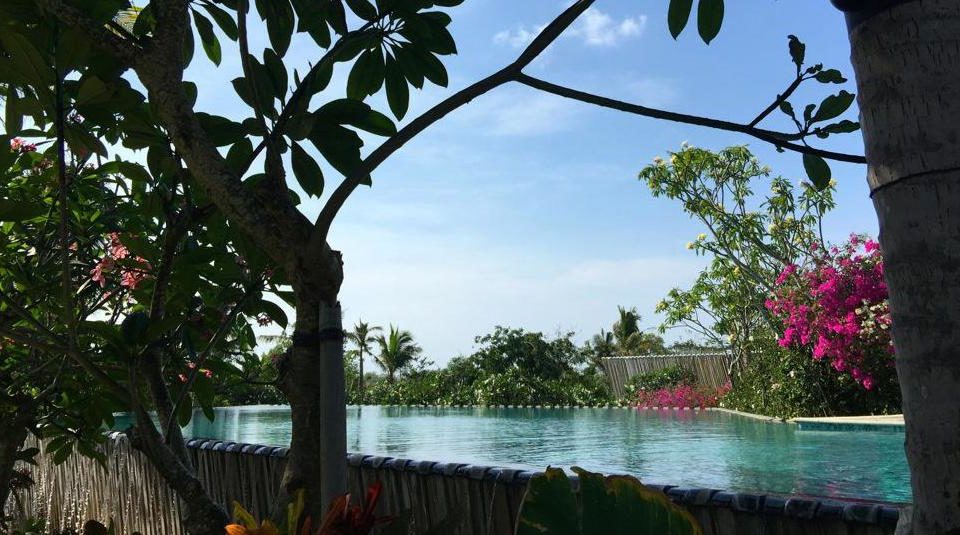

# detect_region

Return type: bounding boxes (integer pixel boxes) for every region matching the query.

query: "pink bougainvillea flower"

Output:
[767,235,892,390]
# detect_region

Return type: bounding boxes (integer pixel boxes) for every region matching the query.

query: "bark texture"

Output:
[0,407,31,517]
[847,1,960,532]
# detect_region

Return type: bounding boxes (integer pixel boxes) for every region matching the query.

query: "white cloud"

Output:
[492,24,545,49]
[569,9,647,46]
[493,8,646,49]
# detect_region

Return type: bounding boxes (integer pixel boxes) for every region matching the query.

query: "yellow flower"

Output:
[685,242,694,250]
[697,233,707,241]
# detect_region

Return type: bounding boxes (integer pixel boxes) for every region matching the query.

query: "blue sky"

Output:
[184,1,874,366]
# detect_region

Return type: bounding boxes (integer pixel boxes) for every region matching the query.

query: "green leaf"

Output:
[384,55,409,120]
[192,10,222,66]
[309,124,363,177]
[787,35,805,69]
[291,142,324,197]
[196,113,246,146]
[345,0,377,21]
[394,44,424,89]
[264,0,295,56]
[76,76,112,106]
[347,47,385,100]
[263,48,288,99]
[517,467,702,535]
[802,153,831,190]
[4,86,23,136]
[814,68,846,84]
[202,3,239,40]
[812,90,855,123]
[0,136,14,171]
[353,109,396,136]
[260,300,288,328]
[51,441,74,465]
[668,0,693,39]
[176,393,194,427]
[121,311,150,346]
[0,31,54,86]
[696,0,724,45]
[516,468,579,535]
[818,119,860,136]
[778,100,795,120]
[226,138,254,175]
[415,48,447,87]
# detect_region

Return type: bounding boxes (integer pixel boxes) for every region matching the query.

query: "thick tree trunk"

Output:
[841,1,960,532]
[277,297,347,522]
[131,411,229,535]
[0,409,30,518]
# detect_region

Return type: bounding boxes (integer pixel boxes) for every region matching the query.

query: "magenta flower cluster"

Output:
[635,382,731,409]
[766,235,892,390]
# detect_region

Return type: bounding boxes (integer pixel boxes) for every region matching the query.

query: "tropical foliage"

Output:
[641,146,898,417]
[373,325,422,383]
[517,467,701,535]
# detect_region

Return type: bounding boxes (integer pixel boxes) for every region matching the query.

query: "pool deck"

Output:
[791,414,905,431]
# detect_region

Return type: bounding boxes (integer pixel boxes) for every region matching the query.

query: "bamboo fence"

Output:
[8,433,900,535]
[602,352,735,398]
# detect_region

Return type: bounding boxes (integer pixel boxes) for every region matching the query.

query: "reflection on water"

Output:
[113,405,909,503]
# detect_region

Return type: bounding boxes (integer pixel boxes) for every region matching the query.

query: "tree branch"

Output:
[749,75,804,127]
[515,74,867,165]
[310,0,596,247]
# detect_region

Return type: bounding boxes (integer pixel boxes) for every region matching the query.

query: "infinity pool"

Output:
[118,405,910,503]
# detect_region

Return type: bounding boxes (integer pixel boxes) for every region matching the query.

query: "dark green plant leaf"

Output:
[778,101,795,120]
[121,311,150,346]
[345,0,378,21]
[263,48,288,99]
[384,55,409,120]
[265,0,295,56]
[394,44,425,89]
[0,31,54,88]
[817,119,860,136]
[414,47,447,87]
[347,47,385,100]
[260,299,288,328]
[0,198,45,221]
[5,86,23,135]
[202,2,239,40]
[192,10,222,65]
[814,68,846,84]
[291,141,324,197]
[668,0,693,39]
[802,153,831,190]
[812,90,855,123]
[696,0,723,45]
[787,35,805,69]
[195,113,245,146]
[309,124,363,177]
[226,138,254,175]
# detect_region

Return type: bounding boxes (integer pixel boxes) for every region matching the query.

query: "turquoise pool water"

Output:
[117,405,910,503]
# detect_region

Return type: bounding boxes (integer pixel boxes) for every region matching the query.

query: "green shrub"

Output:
[623,366,697,398]
[720,342,900,418]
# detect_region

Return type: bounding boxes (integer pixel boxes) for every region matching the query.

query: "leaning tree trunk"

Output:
[0,405,31,517]
[838,0,960,532]
[277,295,348,521]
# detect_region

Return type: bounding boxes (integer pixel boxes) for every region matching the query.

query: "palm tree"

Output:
[612,306,642,355]
[374,325,422,383]
[345,320,380,402]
